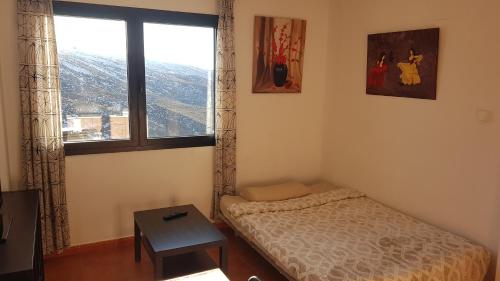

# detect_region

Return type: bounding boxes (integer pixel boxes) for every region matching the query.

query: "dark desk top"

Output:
[0,190,39,276]
[134,204,226,254]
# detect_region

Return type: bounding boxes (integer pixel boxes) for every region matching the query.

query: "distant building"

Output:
[64,115,103,141]
[63,111,129,141]
[110,113,129,139]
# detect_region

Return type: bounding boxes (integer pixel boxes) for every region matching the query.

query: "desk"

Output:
[0,190,43,281]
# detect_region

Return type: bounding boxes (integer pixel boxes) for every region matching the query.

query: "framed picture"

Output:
[252,16,307,94]
[366,28,439,100]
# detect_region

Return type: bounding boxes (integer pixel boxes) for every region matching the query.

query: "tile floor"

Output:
[44,227,288,281]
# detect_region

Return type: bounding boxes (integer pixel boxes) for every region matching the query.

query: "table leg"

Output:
[154,256,164,280]
[134,221,141,262]
[220,242,228,273]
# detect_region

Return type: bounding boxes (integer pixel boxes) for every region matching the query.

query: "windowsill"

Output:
[64,136,215,156]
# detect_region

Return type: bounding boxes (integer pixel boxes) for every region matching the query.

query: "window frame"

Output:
[53,1,218,155]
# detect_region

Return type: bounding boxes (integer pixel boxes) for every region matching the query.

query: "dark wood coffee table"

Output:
[134,204,228,280]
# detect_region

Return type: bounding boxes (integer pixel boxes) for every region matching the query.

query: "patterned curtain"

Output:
[212,0,237,219]
[17,0,70,254]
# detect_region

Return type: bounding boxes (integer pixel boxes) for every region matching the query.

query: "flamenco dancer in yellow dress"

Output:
[397,49,423,85]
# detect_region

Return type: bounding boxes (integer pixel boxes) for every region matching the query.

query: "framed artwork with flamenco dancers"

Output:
[252,16,307,93]
[366,28,439,100]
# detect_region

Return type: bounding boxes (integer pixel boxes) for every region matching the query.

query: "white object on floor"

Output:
[165,269,229,281]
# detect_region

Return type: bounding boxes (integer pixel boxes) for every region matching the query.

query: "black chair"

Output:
[248,276,263,281]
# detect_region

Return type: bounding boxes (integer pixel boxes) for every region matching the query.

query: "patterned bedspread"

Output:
[228,188,490,281]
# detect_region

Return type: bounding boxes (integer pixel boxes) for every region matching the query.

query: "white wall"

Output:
[234,0,328,187]
[0,0,22,190]
[0,0,329,245]
[0,61,11,188]
[497,245,500,281]
[323,0,500,279]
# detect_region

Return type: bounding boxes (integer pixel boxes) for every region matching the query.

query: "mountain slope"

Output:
[58,51,212,137]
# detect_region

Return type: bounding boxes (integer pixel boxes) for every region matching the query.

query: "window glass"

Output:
[143,23,215,138]
[54,16,130,142]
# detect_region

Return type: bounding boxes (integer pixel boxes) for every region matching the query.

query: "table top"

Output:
[134,204,226,254]
[0,190,39,276]
[166,268,229,281]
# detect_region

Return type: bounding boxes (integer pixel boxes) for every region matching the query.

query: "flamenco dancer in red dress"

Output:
[367,52,388,88]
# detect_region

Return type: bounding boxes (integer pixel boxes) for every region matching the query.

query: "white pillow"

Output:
[239,182,310,202]
[307,181,339,194]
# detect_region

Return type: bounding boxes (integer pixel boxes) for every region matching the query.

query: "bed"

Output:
[219,183,490,281]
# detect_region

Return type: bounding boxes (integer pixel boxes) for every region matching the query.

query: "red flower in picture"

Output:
[271,24,301,65]
[252,16,307,93]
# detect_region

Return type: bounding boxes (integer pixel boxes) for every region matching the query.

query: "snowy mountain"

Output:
[58,51,212,138]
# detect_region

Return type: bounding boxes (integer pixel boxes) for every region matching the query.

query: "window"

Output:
[143,23,215,139]
[55,16,129,142]
[53,2,218,155]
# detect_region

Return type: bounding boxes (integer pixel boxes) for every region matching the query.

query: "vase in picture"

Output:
[273,63,288,87]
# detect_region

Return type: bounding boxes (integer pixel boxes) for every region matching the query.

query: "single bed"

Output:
[219,183,490,281]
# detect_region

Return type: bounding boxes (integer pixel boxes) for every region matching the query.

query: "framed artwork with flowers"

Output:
[366,28,440,100]
[252,16,307,93]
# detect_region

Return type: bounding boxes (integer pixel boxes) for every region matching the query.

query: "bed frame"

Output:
[219,213,296,281]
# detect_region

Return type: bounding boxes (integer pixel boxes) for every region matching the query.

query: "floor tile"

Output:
[45,228,287,281]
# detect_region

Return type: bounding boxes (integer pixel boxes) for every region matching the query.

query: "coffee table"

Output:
[134,204,228,280]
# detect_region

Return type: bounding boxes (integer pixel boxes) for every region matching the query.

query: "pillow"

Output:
[307,181,339,194]
[239,182,310,202]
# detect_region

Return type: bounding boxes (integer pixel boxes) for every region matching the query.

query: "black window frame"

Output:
[53,1,218,156]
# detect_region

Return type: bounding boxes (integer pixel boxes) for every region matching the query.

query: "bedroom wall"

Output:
[497,245,500,281]
[0,63,11,188]
[498,243,500,281]
[0,1,22,190]
[0,0,329,245]
[322,0,500,279]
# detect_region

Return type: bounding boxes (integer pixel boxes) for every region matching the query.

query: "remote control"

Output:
[163,211,188,221]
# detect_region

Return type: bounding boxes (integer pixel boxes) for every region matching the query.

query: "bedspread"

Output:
[228,188,490,281]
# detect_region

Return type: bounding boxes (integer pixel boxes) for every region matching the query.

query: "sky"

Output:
[54,16,215,70]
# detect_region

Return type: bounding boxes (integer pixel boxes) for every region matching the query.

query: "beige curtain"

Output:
[17,0,70,254]
[212,0,236,219]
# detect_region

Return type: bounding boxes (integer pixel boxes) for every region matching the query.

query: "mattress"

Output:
[220,195,247,222]
[220,186,490,281]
